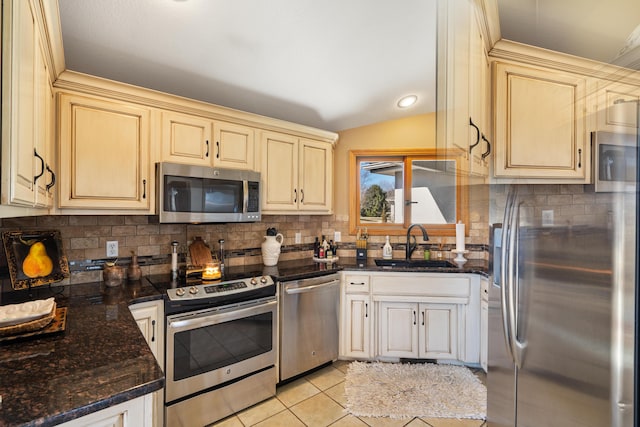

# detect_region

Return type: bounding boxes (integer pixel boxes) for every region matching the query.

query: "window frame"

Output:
[348,148,468,237]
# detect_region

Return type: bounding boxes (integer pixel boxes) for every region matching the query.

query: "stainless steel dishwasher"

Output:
[279,273,340,381]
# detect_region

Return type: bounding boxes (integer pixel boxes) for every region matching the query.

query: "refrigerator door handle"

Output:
[500,189,516,365]
[510,201,527,368]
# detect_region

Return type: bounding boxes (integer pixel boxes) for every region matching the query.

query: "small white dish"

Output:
[0,298,55,327]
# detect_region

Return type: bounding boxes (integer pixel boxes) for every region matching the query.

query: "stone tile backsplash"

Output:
[0,208,489,287]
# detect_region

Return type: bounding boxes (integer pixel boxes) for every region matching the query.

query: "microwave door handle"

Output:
[243,180,249,213]
[170,188,178,211]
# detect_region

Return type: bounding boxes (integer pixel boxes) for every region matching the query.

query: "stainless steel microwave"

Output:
[156,162,261,223]
[592,131,637,192]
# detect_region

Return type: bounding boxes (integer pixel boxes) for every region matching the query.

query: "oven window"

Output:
[172,311,273,381]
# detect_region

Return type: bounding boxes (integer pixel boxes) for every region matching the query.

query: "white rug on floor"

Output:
[344,361,486,420]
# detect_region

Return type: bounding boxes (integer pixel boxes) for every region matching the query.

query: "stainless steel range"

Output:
[147,274,277,427]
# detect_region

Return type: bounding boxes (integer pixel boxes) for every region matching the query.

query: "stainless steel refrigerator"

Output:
[487,185,636,426]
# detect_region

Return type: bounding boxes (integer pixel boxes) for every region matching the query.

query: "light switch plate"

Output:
[334,231,341,242]
[542,210,554,226]
[294,232,302,244]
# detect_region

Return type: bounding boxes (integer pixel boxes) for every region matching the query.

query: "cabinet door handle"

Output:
[151,319,156,342]
[365,303,368,318]
[578,148,582,168]
[469,117,480,152]
[142,179,147,199]
[481,134,491,160]
[216,141,220,158]
[350,282,366,286]
[413,310,417,325]
[294,189,297,203]
[45,164,56,192]
[300,189,304,203]
[33,149,45,184]
[205,140,209,157]
[421,311,425,326]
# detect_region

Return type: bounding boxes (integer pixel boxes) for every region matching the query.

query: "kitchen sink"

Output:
[374,259,457,268]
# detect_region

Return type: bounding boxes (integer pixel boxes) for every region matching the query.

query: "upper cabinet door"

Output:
[1,0,54,209]
[261,131,299,211]
[493,61,590,182]
[161,111,212,166]
[298,138,332,212]
[58,93,151,210]
[437,0,490,177]
[213,121,255,170]
[468,6,491,178]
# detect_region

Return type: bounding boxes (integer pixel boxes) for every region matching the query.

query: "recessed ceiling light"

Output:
[397,95,418,108]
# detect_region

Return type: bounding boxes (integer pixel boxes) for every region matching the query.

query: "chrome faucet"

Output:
[406,224,429,260]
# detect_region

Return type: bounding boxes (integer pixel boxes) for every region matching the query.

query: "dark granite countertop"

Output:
[157,256,488,284]
[231,257,489,281]
[0,280,164,427]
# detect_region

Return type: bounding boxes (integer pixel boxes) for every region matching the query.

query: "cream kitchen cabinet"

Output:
[58,92,152,210]
[364,272,480,365]
[129,300,164,427]
[213,121,255,170]
[129,300,164,366]
[378,301,458,360]
[596,80,640,133]
[57,394,153,427]
[480,277,488,372]
[437,0,491,176]
[260,131,333,214]
[493,61,590,182]
[1,0,56,210]
[468,5,491,177]
[340,274,373,359]
[161,111,212,167]
[161,111,255,170]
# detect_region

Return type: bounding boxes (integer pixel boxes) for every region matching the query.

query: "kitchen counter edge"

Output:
[0,281,165,427]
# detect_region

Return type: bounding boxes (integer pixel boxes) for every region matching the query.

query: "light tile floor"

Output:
[211,361,487,427]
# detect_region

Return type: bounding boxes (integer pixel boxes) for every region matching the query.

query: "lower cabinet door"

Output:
[378,301,418,358]
[343,294,372,358]
[419,303,458,359]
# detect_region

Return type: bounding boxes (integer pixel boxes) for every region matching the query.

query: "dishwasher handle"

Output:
[284,279,340,295]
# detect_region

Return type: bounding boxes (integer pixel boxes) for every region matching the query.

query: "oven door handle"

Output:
[284,279,340,295]
[168,299,277,331]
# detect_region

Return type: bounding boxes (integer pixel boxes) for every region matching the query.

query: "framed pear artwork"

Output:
[2,230,70,290]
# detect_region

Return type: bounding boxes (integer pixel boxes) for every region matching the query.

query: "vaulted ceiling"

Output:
[58,0,640,132]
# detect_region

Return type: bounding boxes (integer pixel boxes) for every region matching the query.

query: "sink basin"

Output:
[374,259,457,268]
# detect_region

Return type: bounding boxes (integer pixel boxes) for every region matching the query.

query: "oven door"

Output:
[165,298,277,403]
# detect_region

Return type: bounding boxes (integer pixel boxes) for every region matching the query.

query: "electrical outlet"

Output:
[295,232,302,244]
[542,210,554,227]
[334,231,341,242]
[106,241,119,258]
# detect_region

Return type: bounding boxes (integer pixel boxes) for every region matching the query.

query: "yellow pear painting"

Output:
[22,242,54,278]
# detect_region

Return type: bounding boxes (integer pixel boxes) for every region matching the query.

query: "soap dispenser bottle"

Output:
[383,236,393,259]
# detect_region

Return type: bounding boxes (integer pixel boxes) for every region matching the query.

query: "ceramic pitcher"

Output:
[261,233,284,266]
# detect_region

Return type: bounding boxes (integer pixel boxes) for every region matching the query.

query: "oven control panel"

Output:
[167,275,274,301]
